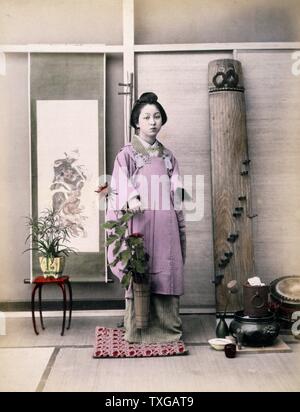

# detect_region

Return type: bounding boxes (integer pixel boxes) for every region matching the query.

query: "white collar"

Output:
[134,134,158,149]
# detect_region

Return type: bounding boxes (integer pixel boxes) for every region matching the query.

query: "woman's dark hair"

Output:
[130,92,167,129]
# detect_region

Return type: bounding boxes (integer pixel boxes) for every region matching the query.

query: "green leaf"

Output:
[105,234,118,246]
[120,212,134,223]
[119,249,131,266]
[121,272,132,289]
[102,221,118,230]
[37,240,49,251]
[127,237,142,247]
[115,225,126,237]
[135,261,145,273]
[113,239,122,256]
[23,247,39,254]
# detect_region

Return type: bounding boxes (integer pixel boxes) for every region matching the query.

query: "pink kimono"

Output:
[106,136,186,299]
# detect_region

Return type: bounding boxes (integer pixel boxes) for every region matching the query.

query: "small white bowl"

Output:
[208,338,233,351]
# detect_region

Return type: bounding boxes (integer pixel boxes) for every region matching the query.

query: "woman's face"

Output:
[137,104,162,141]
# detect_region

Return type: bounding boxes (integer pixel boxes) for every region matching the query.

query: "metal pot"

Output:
[243,284,269,317]
[229,310,280,347]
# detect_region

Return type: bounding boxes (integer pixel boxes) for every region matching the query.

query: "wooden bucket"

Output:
[133,281,150,329]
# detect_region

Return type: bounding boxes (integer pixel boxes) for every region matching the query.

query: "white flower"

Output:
[135,155,145,168]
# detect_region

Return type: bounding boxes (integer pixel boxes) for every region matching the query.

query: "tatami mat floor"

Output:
[0,314,299,392]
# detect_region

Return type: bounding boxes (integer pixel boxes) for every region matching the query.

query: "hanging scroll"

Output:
[30,53,106,282]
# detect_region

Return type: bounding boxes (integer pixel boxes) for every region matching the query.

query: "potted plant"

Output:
[24,208,77,278]
[102,210,150,328]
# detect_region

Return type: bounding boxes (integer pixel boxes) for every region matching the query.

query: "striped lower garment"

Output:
[124,294,183,343]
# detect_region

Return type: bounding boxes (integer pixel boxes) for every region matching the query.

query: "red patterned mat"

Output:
[93,327,188,358]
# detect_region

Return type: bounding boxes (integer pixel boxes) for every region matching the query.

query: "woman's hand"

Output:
[127,196,144,214]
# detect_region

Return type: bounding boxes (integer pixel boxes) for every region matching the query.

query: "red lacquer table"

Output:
[31,276,72,336]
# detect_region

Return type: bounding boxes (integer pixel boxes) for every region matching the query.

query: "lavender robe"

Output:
[106,142,186,298]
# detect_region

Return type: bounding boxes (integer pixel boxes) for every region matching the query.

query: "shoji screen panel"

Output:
[136,52,232,308]
[236,50,300,284]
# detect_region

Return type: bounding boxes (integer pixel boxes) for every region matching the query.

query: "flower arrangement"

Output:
[102,210,149,290]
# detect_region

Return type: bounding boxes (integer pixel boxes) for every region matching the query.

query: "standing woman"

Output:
[107,92,186,343]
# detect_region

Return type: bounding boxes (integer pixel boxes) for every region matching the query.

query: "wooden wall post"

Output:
[208,59,255,313]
